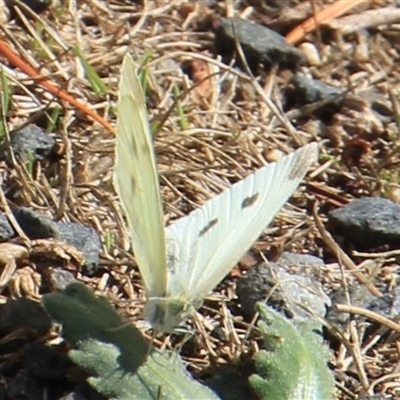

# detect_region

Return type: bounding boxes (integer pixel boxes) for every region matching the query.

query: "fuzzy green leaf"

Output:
[43,283,219,400]
[249,304,334,400]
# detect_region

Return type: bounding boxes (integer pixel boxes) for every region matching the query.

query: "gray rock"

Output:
[13,207,101,270]
[13,207,58,239]
[277,251,325,267]
[0,213,15,241]
[25,343,70,380]
[328,197,400,249]
[7,371,44,400]
[214,18,305,72]
[8,124,56,161]
[327,285,400,333]
[289,72,344,115]
[205,369,251,400]
[236,252,329,321]
[0,298,51,335]
[369,285,400,319]
[0,384,5,400]
[56,222,101,271]
[45,267,77,291]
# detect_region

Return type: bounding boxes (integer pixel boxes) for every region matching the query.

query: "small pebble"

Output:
[328,197,400,249]
[214,18,305,72]
[299,42,322,66]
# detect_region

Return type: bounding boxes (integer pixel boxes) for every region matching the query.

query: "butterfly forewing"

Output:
[166,143,318,301]
[114,55,168,298]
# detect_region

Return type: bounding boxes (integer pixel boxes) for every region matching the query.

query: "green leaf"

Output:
[249,304,334,400]
[43,283,219,400]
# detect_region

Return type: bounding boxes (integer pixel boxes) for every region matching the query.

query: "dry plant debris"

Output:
[0,0,400,398]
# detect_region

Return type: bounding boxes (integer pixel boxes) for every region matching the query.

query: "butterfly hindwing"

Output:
[166,143,318,301]
[114,54,167,298]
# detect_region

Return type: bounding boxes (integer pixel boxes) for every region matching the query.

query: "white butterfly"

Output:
[114,54,318,333]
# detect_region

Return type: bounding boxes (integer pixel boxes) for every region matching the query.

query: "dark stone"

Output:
[291,73,343,104]
[13,207,58,239]
[25,343,70,380]
[0,298,52,335]
[0,213,15,241]
[8,125,56,161]
[205,368,251,400]
[277,251,324,267]
[369,286,400,320]
[13,207,101,269]
[7,371,44,400]
[214,18,305,72]
[0,299,51,375]
[327,285,400,334]
[237,262,277,318]
[287,72,344,115]
[236,252,329,320]
[45,267,77,291]
[59,384,105,400]
[328,197,400,249]
[56,222,101,271]
[0,383,6,400]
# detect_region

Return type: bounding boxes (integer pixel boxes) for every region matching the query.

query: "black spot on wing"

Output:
[167,253,178,274]
[131,140,139,157]
[241,193,260,209]
[129,174,137,194]
[198,218,218,237]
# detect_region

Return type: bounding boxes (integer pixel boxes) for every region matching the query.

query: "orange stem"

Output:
[0,39,114,133]
[286,0,369,45]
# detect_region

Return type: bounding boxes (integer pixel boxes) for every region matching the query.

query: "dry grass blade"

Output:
[324,6,400,35]
[335,304,400,335]
[0,243,29,291]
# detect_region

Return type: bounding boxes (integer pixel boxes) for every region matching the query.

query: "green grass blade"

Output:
[74,46,108,95]
[0,67,12,138]
[173,85,189,131]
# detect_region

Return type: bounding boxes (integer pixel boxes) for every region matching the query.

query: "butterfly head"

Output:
[144,297,194,333]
